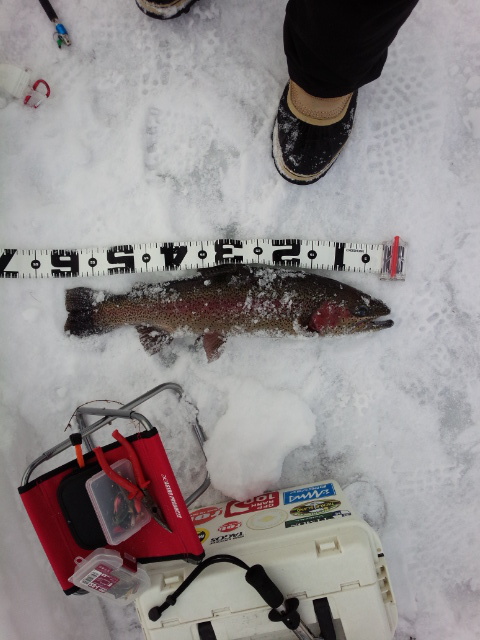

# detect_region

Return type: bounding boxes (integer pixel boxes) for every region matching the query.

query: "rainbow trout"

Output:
[64,265,393,360]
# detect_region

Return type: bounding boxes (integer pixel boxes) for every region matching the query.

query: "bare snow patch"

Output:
[204,377,316,500]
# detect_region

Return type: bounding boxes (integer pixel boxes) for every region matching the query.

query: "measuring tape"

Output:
[0,236,406,280]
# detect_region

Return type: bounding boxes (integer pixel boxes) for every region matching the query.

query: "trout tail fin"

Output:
[64,287,104,336]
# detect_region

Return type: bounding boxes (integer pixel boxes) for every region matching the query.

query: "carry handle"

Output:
[111,429,150,490]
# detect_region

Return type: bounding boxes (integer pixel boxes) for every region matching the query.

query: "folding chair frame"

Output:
[21,382,210,505]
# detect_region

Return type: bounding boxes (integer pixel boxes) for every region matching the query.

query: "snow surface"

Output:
[1,1,480,639]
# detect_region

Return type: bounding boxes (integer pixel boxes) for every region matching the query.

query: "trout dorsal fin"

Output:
[197,264,253,279]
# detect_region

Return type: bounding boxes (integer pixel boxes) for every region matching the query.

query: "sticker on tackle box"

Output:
[218,520,242,533]
[247,509,287,530]
[195,528,210,543]
[224,492,279,518]
[190,506,223,526]
[283,482,336,505]
[289,498,341,517]
[210,531,245,545]
[285,509,351,528]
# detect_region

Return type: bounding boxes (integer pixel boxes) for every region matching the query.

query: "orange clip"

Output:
[75,444,85,468]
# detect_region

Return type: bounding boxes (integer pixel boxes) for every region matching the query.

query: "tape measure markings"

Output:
[0,237,406,280]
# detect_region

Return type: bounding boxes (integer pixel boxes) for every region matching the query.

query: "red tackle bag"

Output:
[18,384,207,594]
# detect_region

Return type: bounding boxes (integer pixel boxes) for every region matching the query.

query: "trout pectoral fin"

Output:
[202,332,227,362]
[136,326,172,355]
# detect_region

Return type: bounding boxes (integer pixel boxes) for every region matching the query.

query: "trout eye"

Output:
[354,305,369,317]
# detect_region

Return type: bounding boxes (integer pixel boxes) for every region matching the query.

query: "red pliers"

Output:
[94,429,172,533]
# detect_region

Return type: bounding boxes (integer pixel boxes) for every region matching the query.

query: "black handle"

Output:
[245,564,284,609]
[38,0,58,21]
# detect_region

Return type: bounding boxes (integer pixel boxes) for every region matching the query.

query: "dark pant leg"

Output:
[284,0,419,98]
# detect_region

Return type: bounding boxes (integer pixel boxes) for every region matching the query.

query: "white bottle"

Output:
[0,64,50,108]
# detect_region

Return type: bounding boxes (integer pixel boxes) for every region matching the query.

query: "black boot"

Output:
[272,81,357,185]
[135,0,199,19]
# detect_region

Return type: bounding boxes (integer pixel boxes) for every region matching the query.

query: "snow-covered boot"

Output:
[135,0,199,20]
[272,81,357,185]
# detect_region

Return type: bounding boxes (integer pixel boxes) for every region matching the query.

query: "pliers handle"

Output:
[93,430,172,532]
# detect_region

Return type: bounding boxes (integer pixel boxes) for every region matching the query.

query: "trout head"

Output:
[308,289,393,335]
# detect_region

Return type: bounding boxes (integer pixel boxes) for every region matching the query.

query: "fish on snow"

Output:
[64,265,393,361]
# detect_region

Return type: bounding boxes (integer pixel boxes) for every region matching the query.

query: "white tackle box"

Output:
[136,480,397,640]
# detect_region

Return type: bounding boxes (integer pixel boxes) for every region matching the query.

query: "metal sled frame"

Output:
[21,382,210,505]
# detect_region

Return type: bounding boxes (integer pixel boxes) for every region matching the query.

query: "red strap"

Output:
[93,446,143,501]
[112,429,150,490]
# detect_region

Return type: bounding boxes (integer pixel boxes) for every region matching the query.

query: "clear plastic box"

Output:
[70,548,150,605]
[86,458,151,545]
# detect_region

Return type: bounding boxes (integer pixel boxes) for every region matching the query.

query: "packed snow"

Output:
[1,1,480,639]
